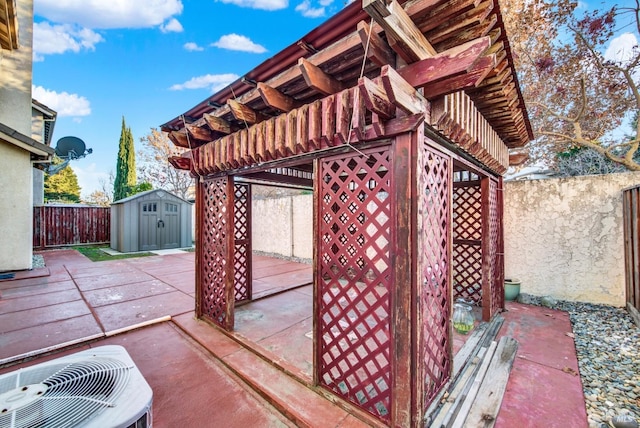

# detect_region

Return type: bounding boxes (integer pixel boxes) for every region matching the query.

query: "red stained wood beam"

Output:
[203,113,233,135]
[168,129,191,148]
[396,36,490,89]
[298,58,345,96]
[357,20,395,67]
[358,76,396,119]
[257,82,301,113]
[421,54,496,99]
[363,0,437,63]
[186,123,214,143]
[228,99,269,125]
[168,155,191,171]
[381,65,429,114]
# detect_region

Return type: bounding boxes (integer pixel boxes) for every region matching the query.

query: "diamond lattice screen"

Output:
[417,142,452,411]
[317,147,392,422]
[200,177,231,329]
[234,183,251,304]
[453,183,482,303]
[484,178,503,318]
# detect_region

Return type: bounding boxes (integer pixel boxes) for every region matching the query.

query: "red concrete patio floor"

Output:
[0,249,587,427]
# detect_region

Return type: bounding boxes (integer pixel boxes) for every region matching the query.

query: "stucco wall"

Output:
[504,172,640,306]
[0,144,34,270]
[252,194,313,259]
[0,0,33,135]
[0,0,35,271]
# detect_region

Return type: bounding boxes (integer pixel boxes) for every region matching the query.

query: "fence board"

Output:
[33,206,110,248]
[623,186,640,311]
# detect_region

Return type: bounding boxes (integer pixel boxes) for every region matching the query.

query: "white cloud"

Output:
[216,0,287,11]
[211,34,267,53]
[35,0,184,29]
[32,85,92,118]
[605,32,638,64]
[33,22,104,61]
[295,0,325,18]
[319,0,334,6]
[160,18,183,33]
[169,74,239,92]
[184,42,204,52]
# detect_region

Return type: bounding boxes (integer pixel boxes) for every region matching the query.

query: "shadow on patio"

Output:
[0,250,588,427]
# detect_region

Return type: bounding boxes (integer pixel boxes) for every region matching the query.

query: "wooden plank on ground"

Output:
[463,336,519,427]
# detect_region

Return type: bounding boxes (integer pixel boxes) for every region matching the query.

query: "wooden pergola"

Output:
[162,0,532,426]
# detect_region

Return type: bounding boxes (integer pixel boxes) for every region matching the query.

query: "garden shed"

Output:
[161,0,532,425]
[110,189,192,253]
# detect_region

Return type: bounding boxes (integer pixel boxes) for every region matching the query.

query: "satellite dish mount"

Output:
[47,136,93,175]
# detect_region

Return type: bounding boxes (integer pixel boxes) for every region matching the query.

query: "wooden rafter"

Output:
[358,76,396,119]
[228,99,269,125]
[298,58,345,95]
[203,113,233,134]
[381,65,428,114]
[363,0,436,63]
[395,36,490,89]
[421,54,496,99]
[186,123,214,143]
[168,129,190,149]
[257,82,301,112]
[357,20,395,67]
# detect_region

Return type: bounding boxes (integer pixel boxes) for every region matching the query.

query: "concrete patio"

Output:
[0,250,588,427]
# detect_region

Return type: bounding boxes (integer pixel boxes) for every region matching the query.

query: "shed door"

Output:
[139,200,182,251]
[162,202,180,249]
[140,202,159,251]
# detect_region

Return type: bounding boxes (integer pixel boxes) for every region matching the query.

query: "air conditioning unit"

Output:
[0,345,152,428]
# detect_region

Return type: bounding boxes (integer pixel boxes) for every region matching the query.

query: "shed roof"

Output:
[112,189,193,205]
[161,0,532,149]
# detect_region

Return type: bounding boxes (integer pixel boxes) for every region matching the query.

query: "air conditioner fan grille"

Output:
[0,357,131,428]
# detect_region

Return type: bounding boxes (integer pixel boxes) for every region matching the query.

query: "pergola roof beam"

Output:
[363,0,437,62]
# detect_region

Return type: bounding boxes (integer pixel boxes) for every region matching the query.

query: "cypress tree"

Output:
[113,117,137,201]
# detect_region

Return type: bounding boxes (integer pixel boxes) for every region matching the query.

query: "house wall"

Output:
[31,108,46,205]
[0,0,35,271]
[252,194,313,260]
[504,171,640,306]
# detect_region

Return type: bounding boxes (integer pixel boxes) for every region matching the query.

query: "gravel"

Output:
[521,295,640,428]
[32,254,45,269]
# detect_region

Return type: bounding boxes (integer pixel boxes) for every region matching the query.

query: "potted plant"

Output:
[504,278,521,301]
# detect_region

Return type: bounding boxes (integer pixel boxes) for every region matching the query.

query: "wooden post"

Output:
[391,131,415,427]
[224,176,236,330]
[195,178,203,319]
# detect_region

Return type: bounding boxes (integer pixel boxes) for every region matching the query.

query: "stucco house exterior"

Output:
[0,0,55,271]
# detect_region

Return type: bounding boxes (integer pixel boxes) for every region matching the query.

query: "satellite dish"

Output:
[54,136,92,160]
[47,136,93,175]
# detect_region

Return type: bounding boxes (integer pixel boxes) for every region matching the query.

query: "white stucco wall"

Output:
[0,144,34,270]
[0,0,33,135]
[252,194,313,259]
[0,0,35,271]
[504,172,640,306]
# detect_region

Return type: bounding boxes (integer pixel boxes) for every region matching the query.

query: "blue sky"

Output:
[32,0,343,198]
[32,0,633,198]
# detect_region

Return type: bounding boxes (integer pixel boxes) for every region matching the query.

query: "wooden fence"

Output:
[623,185,640,312]
[33,206,110,249]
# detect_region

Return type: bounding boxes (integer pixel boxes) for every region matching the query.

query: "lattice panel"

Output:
[317,147,392,422]
[234,183,251,304]
[417,142,452,411]
[200,177,231,329]
[453,183,482,241]
[484,178,503,319]
[453,244,482,303]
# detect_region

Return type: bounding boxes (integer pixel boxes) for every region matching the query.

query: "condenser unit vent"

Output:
[0,345,152,428]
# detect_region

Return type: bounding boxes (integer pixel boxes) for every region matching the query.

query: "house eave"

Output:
[0,122,55,160]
